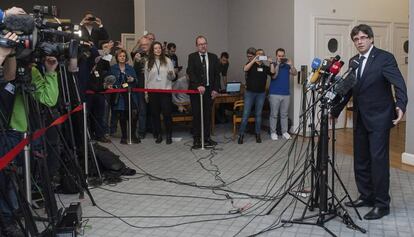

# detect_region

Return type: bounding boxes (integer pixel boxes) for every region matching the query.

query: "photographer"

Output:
[80,12,109,46]
[0,30,59,236]
[268,48,297,141]
[237,48,275,144]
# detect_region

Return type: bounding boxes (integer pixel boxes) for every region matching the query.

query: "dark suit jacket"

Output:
[80,26,109,47]
[332,46,408,131]
[187,52,220,92]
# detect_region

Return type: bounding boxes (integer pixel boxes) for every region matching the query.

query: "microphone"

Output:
[2,14,35,34]
[305,58,322,90]
[329,61,344,76]
[325,59,360,104]
[311,58,321,71]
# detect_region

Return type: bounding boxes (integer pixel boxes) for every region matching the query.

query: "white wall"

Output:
[227,0,294,83]
[293,0,409,130]
[144,0,228,75]
[134,0,146,37]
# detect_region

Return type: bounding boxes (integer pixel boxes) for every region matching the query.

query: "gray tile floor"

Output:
[59,125,414,237]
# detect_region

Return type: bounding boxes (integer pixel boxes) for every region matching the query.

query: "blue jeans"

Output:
[0,130,21,224]
[239,91,266,135]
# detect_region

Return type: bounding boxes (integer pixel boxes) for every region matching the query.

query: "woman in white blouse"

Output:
[145,41,175,144]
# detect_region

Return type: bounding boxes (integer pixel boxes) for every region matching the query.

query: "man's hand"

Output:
[44,56,58,73]
[197,86,205,94]
[211,90,218,99]
[0,32,18,63]
[4,7,26,17]
[95,17,103,27]
[392,107,404,125]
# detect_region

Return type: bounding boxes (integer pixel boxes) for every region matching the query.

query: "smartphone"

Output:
[258,56,268,61]
[280,58,288,64]
[88,16,96,21]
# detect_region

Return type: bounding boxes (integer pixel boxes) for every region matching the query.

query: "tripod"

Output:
[266,75,366,236]
[56,59,99,202]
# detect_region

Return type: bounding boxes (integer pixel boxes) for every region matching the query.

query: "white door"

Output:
[393,23,409,121]
[359,22,391,52]
[315,18,353,129]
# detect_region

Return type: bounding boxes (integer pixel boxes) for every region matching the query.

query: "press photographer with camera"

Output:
[80,12,109,47]
[268,48,297,141]
[237,47,275,144]
[0,20,59,235]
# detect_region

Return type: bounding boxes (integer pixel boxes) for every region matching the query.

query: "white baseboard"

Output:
[402,152,414,166]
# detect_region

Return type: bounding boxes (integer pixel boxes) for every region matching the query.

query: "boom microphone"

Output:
[2,14,35,34]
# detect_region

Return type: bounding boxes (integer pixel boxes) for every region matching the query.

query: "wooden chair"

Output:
[233,100,255,138]
[344,98,353,128]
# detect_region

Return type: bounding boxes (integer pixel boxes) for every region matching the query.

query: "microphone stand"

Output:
[267,71,366,236]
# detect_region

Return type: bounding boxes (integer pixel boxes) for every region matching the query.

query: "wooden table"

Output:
[211,93,243,134]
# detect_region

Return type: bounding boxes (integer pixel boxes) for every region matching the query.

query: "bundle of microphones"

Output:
[305,55,361,106]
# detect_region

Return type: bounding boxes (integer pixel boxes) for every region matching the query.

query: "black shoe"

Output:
[132,137,141,144]
[120,138,127,144]
[3,223,24,237]
[155,135,163,144]
[256,134,262,143]
[363,207,390,220]
[205,138,217,146]
[345,198,374,208]
[238,135,244,144]
[166,134,172,145]
[192,139,202,149]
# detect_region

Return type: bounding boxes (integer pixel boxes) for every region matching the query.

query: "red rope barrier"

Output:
[86,88,200,95]
[0,104,84,170]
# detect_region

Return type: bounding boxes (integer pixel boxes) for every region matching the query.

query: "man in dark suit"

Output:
[187,35,220,149]
[80,12,109,46]
[331,24,408,220]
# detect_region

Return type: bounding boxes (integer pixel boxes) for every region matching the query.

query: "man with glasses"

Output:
[331,24,407,220]
[187,35,220,149]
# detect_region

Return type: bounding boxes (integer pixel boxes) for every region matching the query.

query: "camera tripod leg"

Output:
[6,168,39,236]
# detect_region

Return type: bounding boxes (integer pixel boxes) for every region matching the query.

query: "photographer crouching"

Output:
[0,17,59,237]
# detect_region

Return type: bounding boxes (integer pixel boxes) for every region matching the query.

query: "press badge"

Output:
[4,83,15,95]
[257,67,263,72]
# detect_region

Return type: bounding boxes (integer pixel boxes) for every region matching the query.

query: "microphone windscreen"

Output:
[309,70,320,83]
[3,15,35,34]
[335,73,357,97]
[103,74,116,85]
[311,58,321,70]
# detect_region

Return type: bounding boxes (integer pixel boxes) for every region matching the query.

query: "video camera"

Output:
[0,5,84,61]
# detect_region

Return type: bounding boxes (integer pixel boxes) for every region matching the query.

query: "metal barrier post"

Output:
[23,133,32,204]
[128,87,132,144]
[200,93,204,150]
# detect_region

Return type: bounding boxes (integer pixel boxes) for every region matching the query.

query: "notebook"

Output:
[225,82,241,94]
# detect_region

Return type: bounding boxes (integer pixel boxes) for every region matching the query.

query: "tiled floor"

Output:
[59,125,414,237]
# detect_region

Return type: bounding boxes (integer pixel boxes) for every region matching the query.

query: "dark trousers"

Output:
[112,110,138,140]
[190,87,212,139]
[148,93,172,136]
[0,131,21,224]
[353,116,391,208]
[87,94,106,138]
